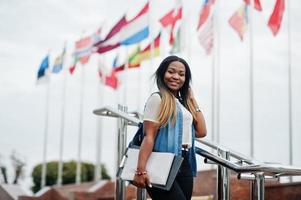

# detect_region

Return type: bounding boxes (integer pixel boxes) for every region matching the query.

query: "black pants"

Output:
[146,150,193,200]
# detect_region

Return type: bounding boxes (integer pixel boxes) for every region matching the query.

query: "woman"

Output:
[133,55,207,200]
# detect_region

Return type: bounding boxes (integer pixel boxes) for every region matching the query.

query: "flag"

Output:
[119,2,149,45]
[198,16,213,54]
[69,54,79,74]
[128,46,141,64]
[112,54,119,68]
[268,0,285,36]
[37,55,49,80]
[160,7,182,29]
[129,33,160,67]
[160,5,182,46]
[98,67,119,89]
[52,46,66,73]
[229,4,248,41]
[197,0,215,54]
[94,16,127,53]
[74,28,102,64]
[74,36,93,65]
[170,24,181,53]
[114,33,161,72]
[197,0,215,30]
[244,0,262,11]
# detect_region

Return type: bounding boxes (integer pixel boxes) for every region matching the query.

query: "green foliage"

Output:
[31,161,111,193]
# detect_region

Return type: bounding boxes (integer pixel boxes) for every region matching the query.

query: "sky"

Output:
[1,0,301,193]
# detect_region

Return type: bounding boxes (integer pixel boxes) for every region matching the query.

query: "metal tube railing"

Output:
[195,140,301,200]
[93,106,146,200]
[94,106,301,200]
[217,148,230,200]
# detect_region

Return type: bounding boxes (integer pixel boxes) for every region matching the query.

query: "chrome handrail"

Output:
[195,146,301,177]
[93,106,301,200]
[196,138,258,165]
[195,139,301,200]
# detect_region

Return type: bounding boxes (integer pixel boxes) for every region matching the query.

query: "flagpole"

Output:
[57,57,67,186]
[248,1,255,158]
[287,0,293,176]
[148,0,154,95]
[138,43,143,111]
[41,71,51,189]
[76,64,85,184]
[215,0,221,144]
[211,9,216,145]
[123,47,129,106]
[95,55,104,181]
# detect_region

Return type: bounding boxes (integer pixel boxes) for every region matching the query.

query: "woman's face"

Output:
[164,61,186,93]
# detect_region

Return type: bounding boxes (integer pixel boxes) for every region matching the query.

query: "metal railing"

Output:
[195,138,301,200]
[93,106,301,200]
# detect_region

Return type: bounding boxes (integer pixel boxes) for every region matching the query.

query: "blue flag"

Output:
[37,55,49,79]
[52,47,66,73]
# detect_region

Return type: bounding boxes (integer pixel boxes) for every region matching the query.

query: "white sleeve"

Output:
[143,93,161,123]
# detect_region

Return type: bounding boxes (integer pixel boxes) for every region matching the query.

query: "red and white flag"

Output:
[197,0,215,55]
[198,16,213,55]
[160,3,182,45]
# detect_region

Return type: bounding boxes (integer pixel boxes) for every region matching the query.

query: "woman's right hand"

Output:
[132,173,152,188]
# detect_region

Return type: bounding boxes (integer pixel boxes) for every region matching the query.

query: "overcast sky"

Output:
[1,0,301,193]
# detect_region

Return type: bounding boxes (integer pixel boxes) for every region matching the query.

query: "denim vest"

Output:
[152,100,197,177]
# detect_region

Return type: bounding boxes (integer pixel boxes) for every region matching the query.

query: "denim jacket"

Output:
[152,100,197,177]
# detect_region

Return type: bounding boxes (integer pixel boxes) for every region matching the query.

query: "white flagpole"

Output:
[57,58,67,186]
[287,0,293,170]
[76,64,85,184]
[148,0,154,95]
[41,66,51,188]
[137,44,143,111]
[95,56,104,181]
[123,47,129,106]
[248,1,255,158]
[211,10,216,144]
[215,0,221,144]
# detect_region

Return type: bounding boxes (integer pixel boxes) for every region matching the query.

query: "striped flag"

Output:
[197,0,215,30]
[119,2,149,45]
[74,28,102,65]
[52,46,66,73]
[197,0,215,55]
[74,36,94,65]
[113,33,161,72]
[94,16,127,54]
[198,16,213,55]
[37,55,49,81]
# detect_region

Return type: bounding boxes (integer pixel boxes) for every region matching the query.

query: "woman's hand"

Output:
[133,172,152,188]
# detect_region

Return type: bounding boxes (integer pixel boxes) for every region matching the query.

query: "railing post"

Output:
[252,172,265,200]
[116,105,128,200]
[217,148,230,200]
[137,188,147,200]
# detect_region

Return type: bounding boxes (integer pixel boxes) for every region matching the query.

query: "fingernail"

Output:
[148,184,152,188]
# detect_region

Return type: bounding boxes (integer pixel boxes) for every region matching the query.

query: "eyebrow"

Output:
[168,67,185,73]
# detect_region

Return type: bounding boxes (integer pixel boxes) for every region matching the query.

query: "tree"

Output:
[31,161,111,193]
[0,151,26,184]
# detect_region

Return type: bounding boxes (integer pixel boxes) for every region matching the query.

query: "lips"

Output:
[168,81,180,87]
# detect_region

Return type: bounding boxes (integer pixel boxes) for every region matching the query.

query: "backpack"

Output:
[129,122,144,147]
[128,92,161,148]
